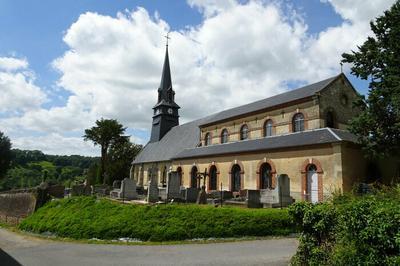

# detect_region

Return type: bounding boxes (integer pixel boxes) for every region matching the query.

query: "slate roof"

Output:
[133,118,203,164]
[172,128,359,160]
[133,74,350,164]
[199,74,340,126]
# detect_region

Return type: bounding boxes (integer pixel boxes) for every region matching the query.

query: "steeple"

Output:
[149,39,180,143]
[159,45,172,94]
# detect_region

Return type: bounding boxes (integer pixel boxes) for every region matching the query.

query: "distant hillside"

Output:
[0,149,100,191]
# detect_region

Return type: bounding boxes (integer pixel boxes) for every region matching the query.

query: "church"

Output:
[131,45,396,203]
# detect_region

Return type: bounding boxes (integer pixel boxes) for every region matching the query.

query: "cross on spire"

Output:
[164,32,171,46]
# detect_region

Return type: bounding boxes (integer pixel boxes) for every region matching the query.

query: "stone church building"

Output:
[131,46,396,203]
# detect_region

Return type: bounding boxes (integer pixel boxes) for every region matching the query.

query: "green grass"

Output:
[18,197,294,242]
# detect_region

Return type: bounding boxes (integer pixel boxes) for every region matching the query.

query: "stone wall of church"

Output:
[199,99,321,146]
[172,144,345,202]
[318,75,361,130]
[133,162,172,187]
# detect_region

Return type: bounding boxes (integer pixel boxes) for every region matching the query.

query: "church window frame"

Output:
[326,110,335,128]
[240,124,249,140]
[204,133,212,146]
[221,129,229,144]
[264,119,273,137]
[190,166,198,188]
[209,165,218,191]
[292,113,305,132]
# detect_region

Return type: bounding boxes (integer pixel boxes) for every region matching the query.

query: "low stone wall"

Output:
[0,193,37,225]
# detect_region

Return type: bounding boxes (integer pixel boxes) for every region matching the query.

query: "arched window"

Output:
[264,120,273,137]
[292,113,305,132]
[260,163,272,189]
[326,111,334,128]
[161,166,167,187]
[221,129,229,144]
[231,164,241,192]
[204,133,211,146]
[240,125,249,140]
[190,166,198,188]
[307,164,318,203]
[209,166,217,191]
[177,167,183,186]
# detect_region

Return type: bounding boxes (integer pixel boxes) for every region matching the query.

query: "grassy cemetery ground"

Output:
[18,197,294,242]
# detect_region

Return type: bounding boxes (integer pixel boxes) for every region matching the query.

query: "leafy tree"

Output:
[83,118,128,184]
[342,1,400,159]
[86,162,100,185]
[0,131,12,179]
[107,139,142,185]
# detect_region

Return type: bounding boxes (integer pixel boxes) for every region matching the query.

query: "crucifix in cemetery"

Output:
[196,168,208,204]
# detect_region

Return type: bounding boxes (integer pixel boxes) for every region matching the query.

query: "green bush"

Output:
[18,197,294,241]
[289,187,400,266]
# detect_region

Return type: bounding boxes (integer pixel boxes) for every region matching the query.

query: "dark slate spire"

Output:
[149,37,180,143]
[158,45,172,93]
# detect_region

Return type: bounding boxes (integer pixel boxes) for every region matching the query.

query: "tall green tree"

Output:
[83,118,128,184]
[0,131,12,179]
[342,1,400,159]
[107,139,142,185]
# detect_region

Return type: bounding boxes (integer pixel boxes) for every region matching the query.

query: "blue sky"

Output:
[0,0,394,155]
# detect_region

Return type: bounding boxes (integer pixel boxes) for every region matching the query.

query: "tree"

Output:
[342,1,400,159]
[0,131,12,179]
[107,139,142,185]
[83,118,128,184]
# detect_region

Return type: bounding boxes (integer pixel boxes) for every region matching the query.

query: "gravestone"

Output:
[120,178,137,200]
[246,190,261,208]
[71,184,84,196]
[112,180,121,189]
[260,174,293,207]
[196,186,207,204]
[83,184,92,196]
[167,172,181,200]
[158,188,167,200]
[147,180,159,203]
[185,187,199,203]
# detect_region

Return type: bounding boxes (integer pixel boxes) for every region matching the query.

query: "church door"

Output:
[231,164,241,192]
[307,164,318,203]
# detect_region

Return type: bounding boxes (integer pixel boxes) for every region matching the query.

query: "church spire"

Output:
[158,44,172,93]
[149,34,180,143]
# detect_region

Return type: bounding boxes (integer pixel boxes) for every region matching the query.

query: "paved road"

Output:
[0,228,298,266]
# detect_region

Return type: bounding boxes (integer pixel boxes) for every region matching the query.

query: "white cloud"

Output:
[0,57,47,113]
[11,133,100,156]
[187,0,237,17]
[0,57,28,71]
[322,0,395,23]
[1,0,397,155]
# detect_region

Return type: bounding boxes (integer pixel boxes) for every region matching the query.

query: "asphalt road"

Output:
[0,228,298,266]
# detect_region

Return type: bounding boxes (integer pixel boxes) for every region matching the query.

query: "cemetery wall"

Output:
[0,193,37,225]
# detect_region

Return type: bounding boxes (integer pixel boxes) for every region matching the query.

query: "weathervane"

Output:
[340,62,343,73]
[164,31,171,46]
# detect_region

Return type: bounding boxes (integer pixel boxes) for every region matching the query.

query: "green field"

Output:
[19,197,294,242]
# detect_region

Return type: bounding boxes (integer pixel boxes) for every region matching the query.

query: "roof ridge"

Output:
[327,127,342,141]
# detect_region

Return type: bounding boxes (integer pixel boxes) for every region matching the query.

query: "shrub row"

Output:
[19,197,294,242]
[289,187,400,265]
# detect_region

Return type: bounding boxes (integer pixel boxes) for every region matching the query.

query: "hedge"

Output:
[19,197,294,241]
[288,186,400,265]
